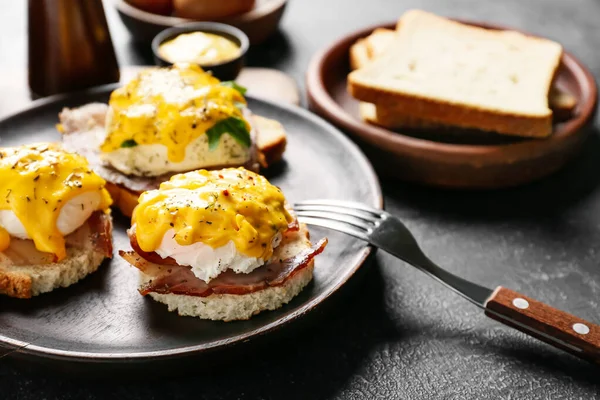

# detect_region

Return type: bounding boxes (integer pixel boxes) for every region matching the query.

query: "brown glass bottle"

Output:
[28,0,120,97]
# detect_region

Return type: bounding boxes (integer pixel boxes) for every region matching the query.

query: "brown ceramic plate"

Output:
[0,85,381,369]
[115,0,287,45]
[306,21,598,189]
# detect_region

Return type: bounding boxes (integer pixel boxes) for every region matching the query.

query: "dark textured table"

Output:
[2,1,600,399]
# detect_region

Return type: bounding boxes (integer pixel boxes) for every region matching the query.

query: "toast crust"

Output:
[0,213,112,299]
[106,182,140,218]
[254,115,287,167]
[349,82,553,137]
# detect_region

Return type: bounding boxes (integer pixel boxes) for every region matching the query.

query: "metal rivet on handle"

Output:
[573,323,590,335]
[512,298,529,309]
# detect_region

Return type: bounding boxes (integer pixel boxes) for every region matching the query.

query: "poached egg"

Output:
[0,143,112,261]
[131,168,293,282]
[100,63,253,177]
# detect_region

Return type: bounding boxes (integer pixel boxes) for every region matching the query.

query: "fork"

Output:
[294,199,600,365]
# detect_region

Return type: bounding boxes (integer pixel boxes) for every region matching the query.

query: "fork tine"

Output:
[295,210,374,231]
[297,216,370,241]
[294,199,384,217]
[294,204,381,223]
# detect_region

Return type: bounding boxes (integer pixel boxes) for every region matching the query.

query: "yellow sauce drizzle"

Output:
[133,168,293,259]
[0,143,112,260]
[101,63,248,163]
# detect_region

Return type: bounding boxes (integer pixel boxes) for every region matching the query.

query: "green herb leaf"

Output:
[220,81,247,96]
[206,117,251,151]
[120,139,138,148]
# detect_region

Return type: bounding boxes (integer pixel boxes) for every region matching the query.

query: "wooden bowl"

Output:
[306,22,598,189]
[115,0,287,45]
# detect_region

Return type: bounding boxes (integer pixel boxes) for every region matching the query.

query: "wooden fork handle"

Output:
[484,286,600,364]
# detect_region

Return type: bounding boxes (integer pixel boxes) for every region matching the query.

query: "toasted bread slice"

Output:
[137,224,316,321]
[350,26,576,129]
[59,103,287,217]
[0,212,112,299]
[348,10,563,137]
[254,115,287,167]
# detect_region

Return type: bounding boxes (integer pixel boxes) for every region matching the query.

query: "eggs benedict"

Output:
[120,167,327,321]
[58,63,287,217]
[0,143,113,298]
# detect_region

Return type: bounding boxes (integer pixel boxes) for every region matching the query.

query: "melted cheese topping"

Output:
[101,63,249,163]
[0,143,112,260]
[158,32,241,65]
[133,168,293,260]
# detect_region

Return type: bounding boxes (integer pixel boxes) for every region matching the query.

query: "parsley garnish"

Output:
[206,117,251,151]
[220,81,247,96]
[120,139,138,148]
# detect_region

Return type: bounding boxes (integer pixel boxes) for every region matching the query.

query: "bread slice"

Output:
[0,213,112,299]
[363,87,578,130]
[348,10,564,137]
[254,115,287,168]
[350,27,576,129]
[139,224,315,321]
[350,28,396,70]
[549,86,578,121]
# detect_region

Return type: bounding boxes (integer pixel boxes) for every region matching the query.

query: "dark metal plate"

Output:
[0,86,382,367]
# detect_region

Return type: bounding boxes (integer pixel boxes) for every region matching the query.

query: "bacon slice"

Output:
[128,230,178,266]
[287,217,300,232]
[0,211,112,266]
[85,211,113,258]
[119,238,327,297]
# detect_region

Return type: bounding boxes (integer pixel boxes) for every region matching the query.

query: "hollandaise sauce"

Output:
[0,144,112,260]
[133,168,294,260]
[158,32,241,65]
[102,63,250,164]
